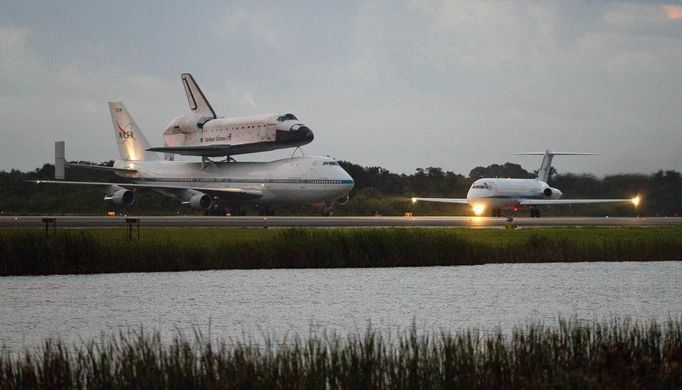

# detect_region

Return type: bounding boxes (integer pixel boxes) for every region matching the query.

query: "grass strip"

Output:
[1,318,681,388]
[0,227,681,276]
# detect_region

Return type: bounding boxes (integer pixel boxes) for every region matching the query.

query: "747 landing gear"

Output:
[491,208,503,217]
[259,205,276,216]
[530,208,541,218]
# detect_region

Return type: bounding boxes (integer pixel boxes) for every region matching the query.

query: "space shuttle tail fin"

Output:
[181,73,216,119]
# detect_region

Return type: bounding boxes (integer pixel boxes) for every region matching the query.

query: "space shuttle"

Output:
[148,73,314,159]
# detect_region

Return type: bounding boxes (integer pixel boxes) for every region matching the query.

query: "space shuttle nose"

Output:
[275,125,314,146]
[296,126,314,142]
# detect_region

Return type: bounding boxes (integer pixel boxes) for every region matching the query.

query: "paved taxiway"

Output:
[1,216,680,228]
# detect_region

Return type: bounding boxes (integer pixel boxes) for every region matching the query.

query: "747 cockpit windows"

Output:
[322,161,339,166]
[277,113,298,122]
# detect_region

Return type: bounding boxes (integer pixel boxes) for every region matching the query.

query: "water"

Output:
[1,262,681,351]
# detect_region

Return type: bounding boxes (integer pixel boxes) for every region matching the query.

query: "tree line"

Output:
[0,161,680,217]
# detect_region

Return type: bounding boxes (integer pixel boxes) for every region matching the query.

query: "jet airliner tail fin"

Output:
[181,73,216,119]
[108,102,159,161]
[514,149,597,183]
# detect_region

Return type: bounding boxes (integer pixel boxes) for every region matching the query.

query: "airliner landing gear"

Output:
[230,206,247,216]
[259,205,275,216]
[492,208,503,217]
[320,201,335,216]
[530,208,541,218]
[207,204,227,216]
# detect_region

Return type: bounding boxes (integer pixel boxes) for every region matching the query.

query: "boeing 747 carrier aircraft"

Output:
[33,102,354,215]
[413,149,639,217]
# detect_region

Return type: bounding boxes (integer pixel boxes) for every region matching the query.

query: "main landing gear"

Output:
[491,208,503,217]
[530,208,541,218]
[259,205,276,216]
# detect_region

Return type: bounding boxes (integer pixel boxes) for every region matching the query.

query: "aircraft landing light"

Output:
[632,196,641,207]
[472,204,486,216]
[412,197,417,204]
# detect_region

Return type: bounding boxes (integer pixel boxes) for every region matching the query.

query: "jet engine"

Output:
[542,187,563,199]
[105,189,135,206]
[188,193,213,210]
[336,195,350,205]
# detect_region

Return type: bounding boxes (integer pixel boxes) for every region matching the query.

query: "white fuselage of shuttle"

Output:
[161,113,314,157]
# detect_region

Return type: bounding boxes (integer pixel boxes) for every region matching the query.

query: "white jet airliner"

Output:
[412,150,639,217]
[149,73,314,162]
[33,102,354,215]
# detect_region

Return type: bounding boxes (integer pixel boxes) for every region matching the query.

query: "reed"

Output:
[1,318,680,388]
[0,227,681,276]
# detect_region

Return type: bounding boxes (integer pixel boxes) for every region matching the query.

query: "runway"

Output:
[1,215,681,228]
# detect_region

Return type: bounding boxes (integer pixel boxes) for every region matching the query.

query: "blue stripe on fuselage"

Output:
[479,195,543,199]
[135,178,354,185]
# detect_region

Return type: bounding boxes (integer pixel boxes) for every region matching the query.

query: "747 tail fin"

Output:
[108,102,159,161]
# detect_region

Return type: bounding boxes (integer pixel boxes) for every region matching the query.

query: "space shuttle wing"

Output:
[30,180,263,200]
[148,144,233,157]
[519,198,636,206]
[411,197,469,204]
[148,141,294,157]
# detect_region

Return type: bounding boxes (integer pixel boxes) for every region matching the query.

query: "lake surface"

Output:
[1,262,681,351]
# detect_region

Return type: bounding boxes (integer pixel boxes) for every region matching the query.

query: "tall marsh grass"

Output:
[1,319,681,388]
[1,227,681,275]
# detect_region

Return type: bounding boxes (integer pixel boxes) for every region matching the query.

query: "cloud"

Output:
[663,4,682,20]
[242,92,260,108]
[1,2,681,176]
[0,25,29,64]
[212,7,289,49]
[0,23,181,170]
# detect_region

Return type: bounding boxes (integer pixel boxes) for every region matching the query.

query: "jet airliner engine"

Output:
[182,190,213,210]
[543,187,563,199]
[104,187,135,206]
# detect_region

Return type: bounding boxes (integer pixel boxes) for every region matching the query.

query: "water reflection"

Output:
[0,262,680,350]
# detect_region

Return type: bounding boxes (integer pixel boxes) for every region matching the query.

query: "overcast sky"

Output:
[1,1,681,176]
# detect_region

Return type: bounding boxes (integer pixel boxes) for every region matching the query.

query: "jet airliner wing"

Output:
[65,163,138,174]
[518,198,637,206]
[411,197,469,204]
[30,180,263,201]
